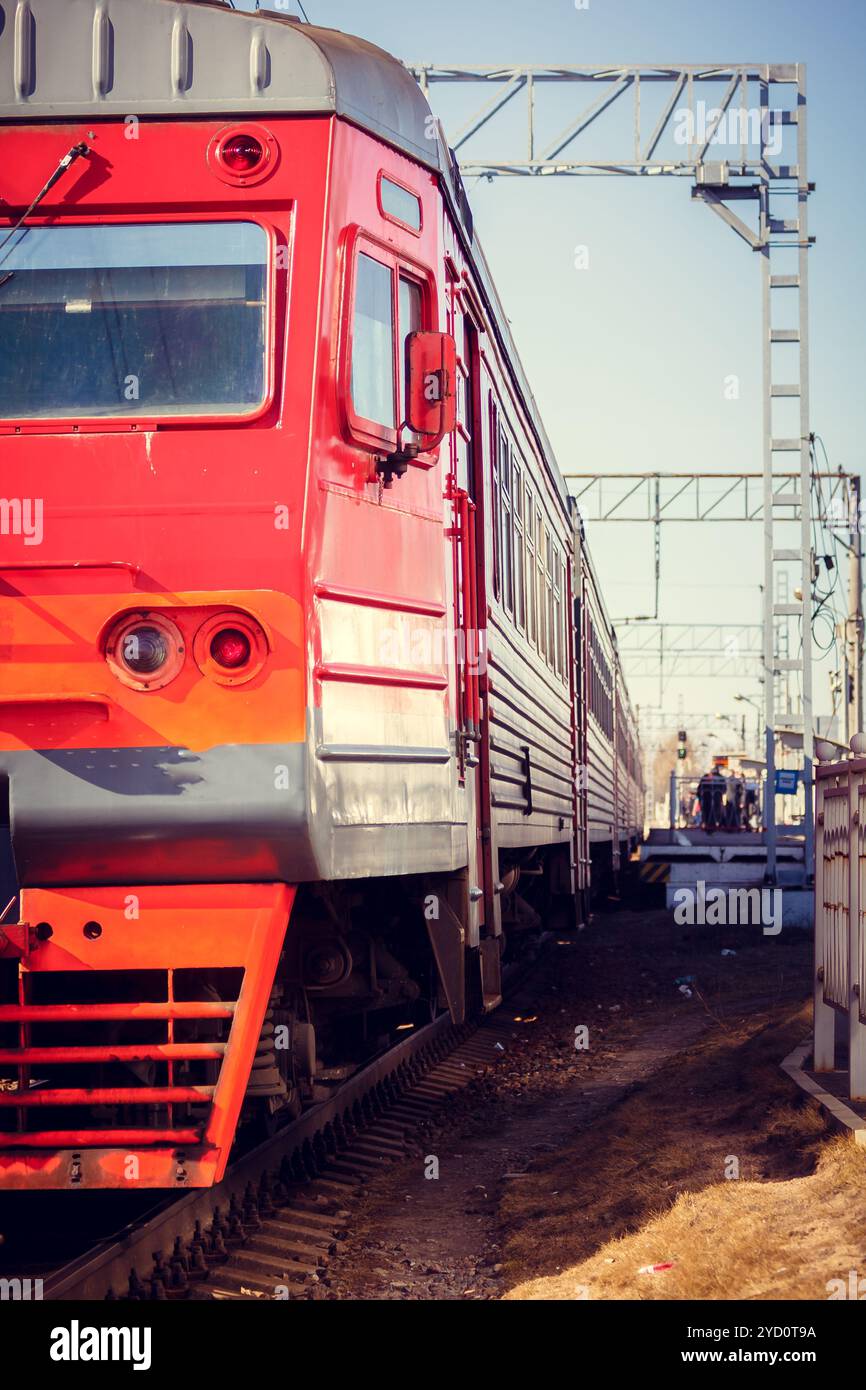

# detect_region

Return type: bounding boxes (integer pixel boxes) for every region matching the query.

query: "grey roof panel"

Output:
[0,0,440,169]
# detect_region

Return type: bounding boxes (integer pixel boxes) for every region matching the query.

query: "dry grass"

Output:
[500,998,866,1300]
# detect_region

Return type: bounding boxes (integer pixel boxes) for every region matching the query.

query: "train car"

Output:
[0,0,642,1190]
[576,525,643,899]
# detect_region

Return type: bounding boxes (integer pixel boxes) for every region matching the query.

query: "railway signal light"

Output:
[193,611,268,685]
[209,125,278,187]
[220,133,265,174]
[210,627,252,670]
[677,729,687,760]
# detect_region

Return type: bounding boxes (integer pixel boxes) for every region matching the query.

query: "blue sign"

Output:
[774,768,799,795]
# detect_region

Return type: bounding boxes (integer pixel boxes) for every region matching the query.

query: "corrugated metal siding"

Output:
[488,632,574,831]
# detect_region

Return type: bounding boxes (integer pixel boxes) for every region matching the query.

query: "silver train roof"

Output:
[0,0,438,170]
[0,0,580,533]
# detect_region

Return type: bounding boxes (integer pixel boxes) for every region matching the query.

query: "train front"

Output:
[0,84,328,1185]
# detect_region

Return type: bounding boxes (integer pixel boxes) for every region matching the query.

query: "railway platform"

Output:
[638,827,813,926]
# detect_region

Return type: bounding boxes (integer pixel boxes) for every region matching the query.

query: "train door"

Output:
[446,274,501,1009]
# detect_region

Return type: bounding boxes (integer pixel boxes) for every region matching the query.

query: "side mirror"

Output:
[405,331,457,448]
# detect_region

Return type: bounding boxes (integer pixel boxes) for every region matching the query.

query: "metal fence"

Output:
[667,771,763,831]
[814,742,866,1099]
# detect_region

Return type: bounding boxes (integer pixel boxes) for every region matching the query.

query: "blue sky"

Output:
[240,0,864,734]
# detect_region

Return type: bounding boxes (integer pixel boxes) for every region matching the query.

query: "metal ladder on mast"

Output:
[760,64,814,884]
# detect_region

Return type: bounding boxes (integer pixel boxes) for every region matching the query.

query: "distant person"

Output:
[724,772,741,829]
[710,765,726,829]
[744,779,758,830]
[698,769,717,831]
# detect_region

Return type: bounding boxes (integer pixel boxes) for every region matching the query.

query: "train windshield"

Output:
[0,221,268,419]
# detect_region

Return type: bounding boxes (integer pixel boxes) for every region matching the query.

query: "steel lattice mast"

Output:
[410,61,816,884]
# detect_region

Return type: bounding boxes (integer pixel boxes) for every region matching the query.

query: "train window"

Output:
[352,252,396,427]
[379,175,423,232]
[500,428,514,616]
[525,485,537,647]
[557,551,568,680]
[544,528,554,668]
[552,547,562,676]
[588,619,614,738]
[536,508,546,661]
[451,307,474,487]
[0,221,269,419]
[399,275,423,438]
[399,277,423,344]
[513,464,525,633]
[345,240,435,452]
[490,397,501,601]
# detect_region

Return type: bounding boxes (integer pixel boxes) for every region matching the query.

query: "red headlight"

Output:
[220,133,265,173]
[210,628,252,670]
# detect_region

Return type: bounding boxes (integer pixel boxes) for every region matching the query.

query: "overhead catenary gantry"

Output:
[410,59,817,883]
[616,622,763,681]
[569,470,855,525]
[410,63,804,181]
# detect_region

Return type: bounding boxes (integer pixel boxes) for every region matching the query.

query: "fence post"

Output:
[813,755,836,1071]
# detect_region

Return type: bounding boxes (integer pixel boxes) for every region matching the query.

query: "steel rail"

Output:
[41,1008,461,1301]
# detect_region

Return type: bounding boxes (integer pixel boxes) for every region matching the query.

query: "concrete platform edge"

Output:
[781,1039,866,1147]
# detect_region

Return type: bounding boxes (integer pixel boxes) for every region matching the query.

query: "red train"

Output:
[0,0,643,1190]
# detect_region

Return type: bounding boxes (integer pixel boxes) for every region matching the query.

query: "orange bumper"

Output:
[0,883,294,1189]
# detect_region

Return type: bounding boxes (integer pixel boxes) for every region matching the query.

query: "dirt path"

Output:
[320,1015,709,1299]
[318,909,817,1300]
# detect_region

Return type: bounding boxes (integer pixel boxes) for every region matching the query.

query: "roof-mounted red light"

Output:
[220,133,265,174]
[209,124,278,187]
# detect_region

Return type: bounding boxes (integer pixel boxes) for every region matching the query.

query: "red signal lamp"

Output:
[193,612,268,686]
[209,125,278,187]
[220,133,265,174]
[210,628,252,670]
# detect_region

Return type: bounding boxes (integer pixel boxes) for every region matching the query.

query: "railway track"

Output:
[24,993,525,1301]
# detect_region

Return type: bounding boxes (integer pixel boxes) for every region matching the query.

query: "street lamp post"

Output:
[734,694,762,759]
